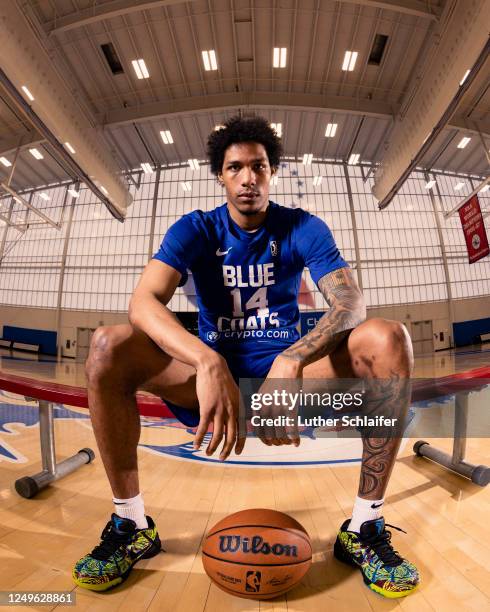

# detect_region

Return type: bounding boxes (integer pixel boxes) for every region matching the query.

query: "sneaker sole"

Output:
[369,582,418,598]
[72,572,125,592]
[73,538,162,592]
[334,538,418,599]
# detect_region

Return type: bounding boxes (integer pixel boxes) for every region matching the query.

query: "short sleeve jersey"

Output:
[153,202,348,378]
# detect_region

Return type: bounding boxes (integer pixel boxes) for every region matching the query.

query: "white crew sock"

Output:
[347,496,384,533]
[113,493,148,529]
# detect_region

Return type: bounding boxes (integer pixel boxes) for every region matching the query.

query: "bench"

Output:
[0,371,174,498]
[0,339,41,353]
[0,367,489,497]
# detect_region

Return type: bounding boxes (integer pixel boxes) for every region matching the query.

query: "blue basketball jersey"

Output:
[153,202,348,378]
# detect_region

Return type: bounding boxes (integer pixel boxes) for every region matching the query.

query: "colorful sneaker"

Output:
[73,514,161,591]
[334,517,419,598]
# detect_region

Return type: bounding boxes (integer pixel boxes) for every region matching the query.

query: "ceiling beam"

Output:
[96,90,489,136]
[46,0,441,35]
[0,102,487,162]
[338,0,441,20]
[450,115,490,136]
[0,134,45,158]
[47,1,190,35]
[100,91,398,126]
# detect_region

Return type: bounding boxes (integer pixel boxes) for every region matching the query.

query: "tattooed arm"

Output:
[258,266,365,445]
[281,267,366,368]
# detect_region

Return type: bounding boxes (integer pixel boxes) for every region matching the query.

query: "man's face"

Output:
[218,142,274,217]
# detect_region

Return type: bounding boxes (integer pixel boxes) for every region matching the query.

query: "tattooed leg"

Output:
[346,318,414,499]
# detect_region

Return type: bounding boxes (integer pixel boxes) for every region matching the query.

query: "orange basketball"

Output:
[202,508,312,599]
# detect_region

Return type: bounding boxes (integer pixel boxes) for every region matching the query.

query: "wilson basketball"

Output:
[202,508,312,599]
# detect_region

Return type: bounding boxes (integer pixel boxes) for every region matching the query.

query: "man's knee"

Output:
[351,318,413,374]
[85,325,130,384]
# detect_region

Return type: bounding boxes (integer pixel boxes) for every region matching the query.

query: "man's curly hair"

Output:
[206,115,283,176]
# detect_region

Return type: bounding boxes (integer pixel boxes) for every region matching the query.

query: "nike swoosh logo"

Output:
[216,247,232,256]
[371,502,384,509]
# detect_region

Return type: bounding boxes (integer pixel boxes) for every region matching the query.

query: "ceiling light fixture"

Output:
[21,85,34,101]
[273,47,287,68]
[140,162,153,174]
[271,123,282,137]
[342,51,358,71]
[160,130,174,144]
[457,136,471,149]
[325,123,338,137]
[188,159,200,171]
[459,69,470,86]
[0,157,12,167]
[302,153,313,165]
[64,142,76,154]
[29,148,43,160]
[424,180,436,189]
[348,153,360,165]
[181,182,192,192]
[131,58,150,79]
[202,50,218,71]
[454,182,465,191]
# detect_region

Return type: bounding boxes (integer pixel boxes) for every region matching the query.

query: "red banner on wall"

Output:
[458,195,489,264]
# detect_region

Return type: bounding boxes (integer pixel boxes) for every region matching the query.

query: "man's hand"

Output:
[254,354,302,447]
[193,354,245,460]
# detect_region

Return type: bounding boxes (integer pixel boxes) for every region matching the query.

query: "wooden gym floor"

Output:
[0,345,489,610]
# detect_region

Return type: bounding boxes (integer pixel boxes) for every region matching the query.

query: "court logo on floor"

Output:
[139,419,366,467]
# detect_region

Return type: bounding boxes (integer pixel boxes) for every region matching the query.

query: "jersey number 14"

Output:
[230,287,268,317]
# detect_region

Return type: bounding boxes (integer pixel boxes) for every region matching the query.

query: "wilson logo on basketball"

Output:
[218,535,298,557]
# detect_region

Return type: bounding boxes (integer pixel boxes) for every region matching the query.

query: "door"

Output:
[76,328,96,361]
[411,320,434,356]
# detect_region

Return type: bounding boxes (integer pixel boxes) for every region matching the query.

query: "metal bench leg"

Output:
[15,399,95,498]
[413,392,490,486]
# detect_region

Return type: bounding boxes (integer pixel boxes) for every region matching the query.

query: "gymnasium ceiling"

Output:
[0,0,488,195]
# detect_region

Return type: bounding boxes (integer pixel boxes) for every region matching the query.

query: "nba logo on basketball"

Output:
[246,571,261,592]
[270,240,278,256]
